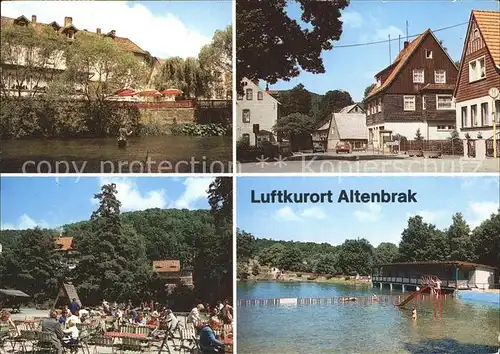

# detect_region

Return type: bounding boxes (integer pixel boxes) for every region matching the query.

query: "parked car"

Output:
[335,141,351,153]
[313,144,325,153]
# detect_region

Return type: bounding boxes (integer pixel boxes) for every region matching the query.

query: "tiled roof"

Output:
[0,15,148,55]
[472,10,500,66]
[153,260,180,273]
[338,103,365,114]
[367,30,430,99]
[334,113,368,140]
[420,83,456,91]
[55,237,73,251]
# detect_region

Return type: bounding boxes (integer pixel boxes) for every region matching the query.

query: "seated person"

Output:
[147,312,159,327]
[186,304,204,328]
[199,318,225,354]
[42,310,65,354]
[58,310,69,325]
[62,320,79,347]
[166,310,179,333]
[67,311,81,325]
[134,312,146,326]
[0,310,18,336]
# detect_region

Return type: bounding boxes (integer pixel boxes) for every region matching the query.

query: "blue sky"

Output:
[267,0,500,101]
[237,176,500,247]
[0,1,232,58]
[1,177,215,230]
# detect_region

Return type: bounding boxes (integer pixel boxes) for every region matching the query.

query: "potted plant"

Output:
[477,132,483,139]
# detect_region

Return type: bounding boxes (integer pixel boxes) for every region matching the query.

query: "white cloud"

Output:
[301,207,328,220]
[174,177,213,210]
[406,210,445,224]
[1,214,50,230]
[0,1,212,58]
[360,25,404,43]
[467,201,499,227]
[341,11,364,28]
[354,203,382,222]
[95,177,167,212]
[275,206,301,221]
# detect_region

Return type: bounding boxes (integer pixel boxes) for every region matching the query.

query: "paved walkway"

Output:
[238,156,500,173]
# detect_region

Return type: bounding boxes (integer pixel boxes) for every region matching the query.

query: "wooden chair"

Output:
[88,336,114,354]
[35,331,58,354]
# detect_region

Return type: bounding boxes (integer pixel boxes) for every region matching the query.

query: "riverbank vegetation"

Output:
[237,211,500,280]
[1,23,232,139]
[0,178,232,310]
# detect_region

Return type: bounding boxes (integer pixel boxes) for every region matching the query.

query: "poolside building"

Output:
[372,261,497,292]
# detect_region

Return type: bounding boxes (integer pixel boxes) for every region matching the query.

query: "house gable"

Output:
[454,11,500,102]
[240,77,279,104]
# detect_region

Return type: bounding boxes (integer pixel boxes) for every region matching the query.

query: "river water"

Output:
[237,281,500,354]
[0,136,232,173]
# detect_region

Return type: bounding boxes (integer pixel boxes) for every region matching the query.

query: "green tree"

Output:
[237,229,257,262]
[273,113,314,150]
[0,228,63,303]
[373,242,399,265]
[236,0,349,87]
[279,84,312,117]
[315,90,354,122]
[446,213,474,261]
[472,210,500,267]
[277,246,303,272]
[399,216,446,261]
[449,129,460,140]
[65,32,147,102]
[336,239,374,275]
[414,128,424,141]
[258,243,286,266]
[314,254,338,275]
[75,183,150,304]
[362,84,376,106]
[199,26,232,98]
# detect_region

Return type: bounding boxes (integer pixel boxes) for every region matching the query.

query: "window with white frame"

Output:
[480,102,489,126]
[425,50,433,59]
[469,57,486,82]
[461,106,468,127]
[403,95,415,111]
[237,93,243,100]
[436,95,453,110]
[246,88,253,100]
[257,91,263,100]
[434,70,446,84]
[413,69,424,83]
[471,104,478,126]
[422,96,426,110]
[242,109,251,123]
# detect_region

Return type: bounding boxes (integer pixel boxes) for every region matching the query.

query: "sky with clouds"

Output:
[0,176,215,230]
[237,176,500,247]
[0,1,232,58]
[266,0,500,101]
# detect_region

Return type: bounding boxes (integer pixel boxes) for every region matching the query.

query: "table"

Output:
[104,332,146,339]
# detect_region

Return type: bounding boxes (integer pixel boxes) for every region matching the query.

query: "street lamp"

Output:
[488,87,499,158]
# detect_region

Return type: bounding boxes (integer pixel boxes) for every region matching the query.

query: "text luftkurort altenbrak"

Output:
[251,189,418,204]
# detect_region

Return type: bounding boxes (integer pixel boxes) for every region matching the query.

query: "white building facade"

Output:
[236,78,280,146]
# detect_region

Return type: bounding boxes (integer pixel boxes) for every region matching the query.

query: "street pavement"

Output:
[238,155,500,173]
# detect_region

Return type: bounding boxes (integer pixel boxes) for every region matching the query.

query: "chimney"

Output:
[64,16,72,27]
[31,15,37,24]
[96,28,101,35]
[403,41,409,49]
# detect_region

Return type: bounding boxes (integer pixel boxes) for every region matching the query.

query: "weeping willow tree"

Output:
[154,57,210,98]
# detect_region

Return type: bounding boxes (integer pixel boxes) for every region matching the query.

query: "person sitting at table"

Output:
[147,311,159,327]
[186,304,204,328]
[134,312,146,326]
[67,310,81,325]
[58,310,69,325]
[0,309,18,336]
[62,320,79,347]
[199,318,225,353]
[166,310,179,333]
[42,310,65,354]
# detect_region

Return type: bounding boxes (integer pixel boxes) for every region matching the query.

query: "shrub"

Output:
[325,274,333,280]
[296,273,302,278]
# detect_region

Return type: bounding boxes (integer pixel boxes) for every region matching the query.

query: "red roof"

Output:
[55,237,73,251]
[161,89,182,96]
[115,88,136,96]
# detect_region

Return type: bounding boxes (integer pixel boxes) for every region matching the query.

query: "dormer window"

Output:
[425,50,433,59]
[376,77,381,87]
